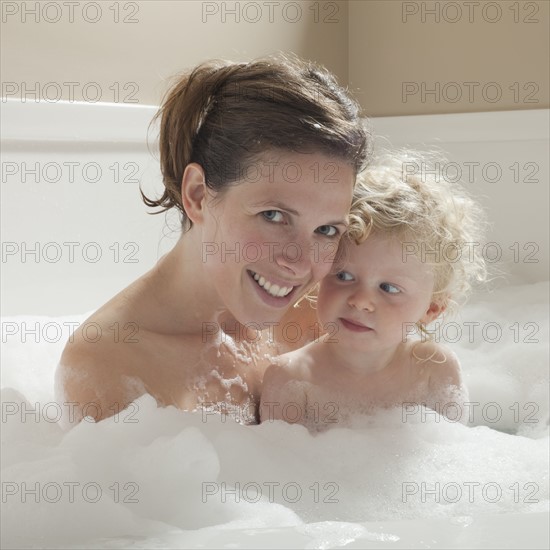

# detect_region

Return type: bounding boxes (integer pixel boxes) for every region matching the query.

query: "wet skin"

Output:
[261,234,466,428]
[55,151,355,425]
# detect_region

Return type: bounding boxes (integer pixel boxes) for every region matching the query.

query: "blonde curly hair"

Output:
[342,149,488,318]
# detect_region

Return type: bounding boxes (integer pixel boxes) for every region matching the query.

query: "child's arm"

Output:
[260,362,308,425]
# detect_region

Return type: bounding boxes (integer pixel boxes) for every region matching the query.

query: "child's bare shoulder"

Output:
[407,340,460,379]
[404,340,468,422]
[408,340,462,388]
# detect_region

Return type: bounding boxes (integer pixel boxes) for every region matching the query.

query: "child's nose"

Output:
[347,289,375,312]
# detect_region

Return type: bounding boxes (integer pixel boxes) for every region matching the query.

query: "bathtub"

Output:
[1,98,549,549]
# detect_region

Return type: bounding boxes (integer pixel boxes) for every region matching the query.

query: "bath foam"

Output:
[1,282,549,549]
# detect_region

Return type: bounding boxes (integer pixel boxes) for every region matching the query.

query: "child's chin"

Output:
[337,337,375,352]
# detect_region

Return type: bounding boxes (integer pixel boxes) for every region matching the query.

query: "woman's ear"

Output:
[181,163,207,224]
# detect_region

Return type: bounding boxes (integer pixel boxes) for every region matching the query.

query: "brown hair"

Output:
[141,53,371,229]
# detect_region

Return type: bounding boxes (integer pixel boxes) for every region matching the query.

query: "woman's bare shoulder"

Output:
[55,304,148,423]
[54,271,167,422]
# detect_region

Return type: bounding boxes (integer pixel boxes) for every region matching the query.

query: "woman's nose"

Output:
[274,237,315,278]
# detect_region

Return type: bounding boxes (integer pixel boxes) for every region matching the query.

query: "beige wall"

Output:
[1,0,548,115]
[1,0,348,105]
[349,0,549,116]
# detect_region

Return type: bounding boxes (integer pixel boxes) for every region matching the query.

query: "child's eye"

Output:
[262,210,284,223]
[380,282,400,294]
[336,271,354,282]
[316,225,339,237]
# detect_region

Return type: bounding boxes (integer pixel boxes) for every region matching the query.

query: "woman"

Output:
[55,54,371,425]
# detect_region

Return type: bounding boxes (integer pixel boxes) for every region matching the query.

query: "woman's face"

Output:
[200,150,355,327]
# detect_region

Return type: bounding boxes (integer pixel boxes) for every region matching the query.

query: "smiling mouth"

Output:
[249,270,296,298]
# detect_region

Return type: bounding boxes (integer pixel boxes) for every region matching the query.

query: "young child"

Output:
[260,151,487,430]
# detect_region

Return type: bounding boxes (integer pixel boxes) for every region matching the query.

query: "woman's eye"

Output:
[380,282,400,294]
[336,271,354,282]
[316,225,339,237]
[262,210,284,223]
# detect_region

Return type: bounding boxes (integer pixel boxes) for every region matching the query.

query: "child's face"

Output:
[317,233,442,353]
